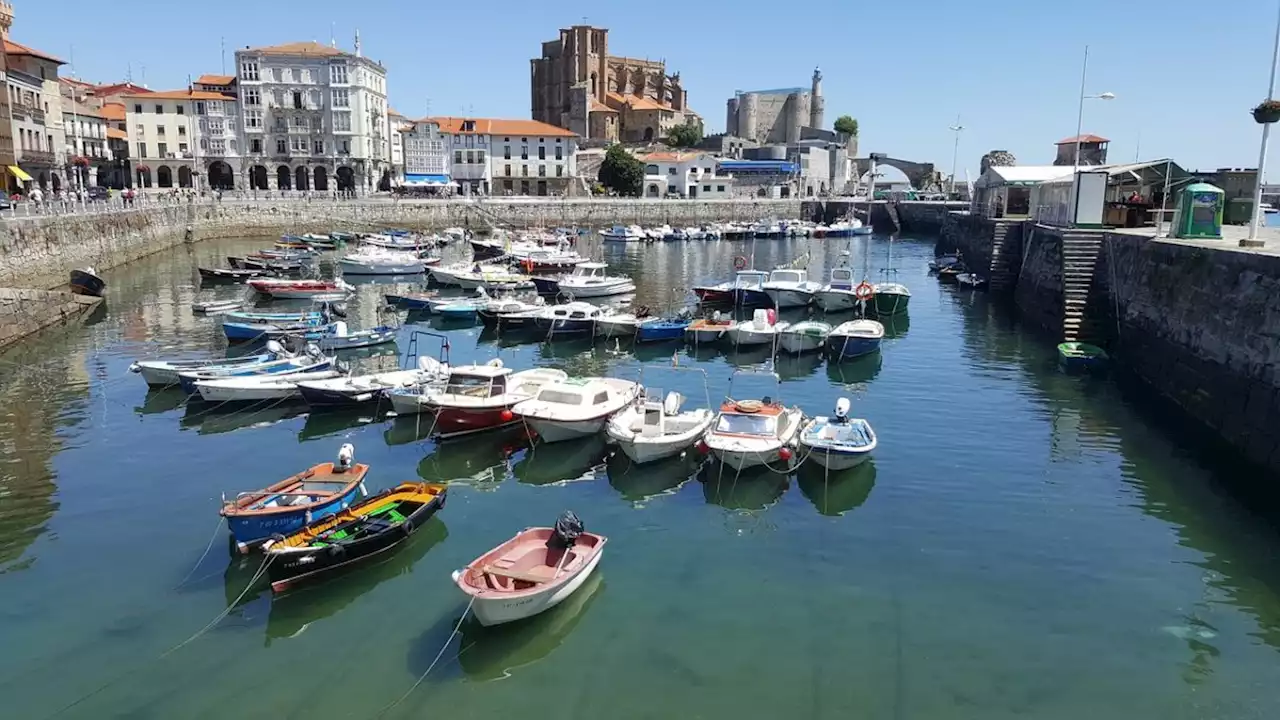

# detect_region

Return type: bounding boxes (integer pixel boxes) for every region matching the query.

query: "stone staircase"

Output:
[1060,233,1104,343]
[988,221,1020,291]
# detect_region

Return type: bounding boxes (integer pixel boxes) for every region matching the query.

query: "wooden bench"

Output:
[482,564,554,584]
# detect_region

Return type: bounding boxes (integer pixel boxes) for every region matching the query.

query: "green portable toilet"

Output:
[1172,182,1224,239]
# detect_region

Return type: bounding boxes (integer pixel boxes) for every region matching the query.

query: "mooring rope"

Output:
[174,515,227,589]
[373,597,475,719]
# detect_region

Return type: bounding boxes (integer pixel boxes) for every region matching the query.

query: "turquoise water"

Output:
[1,234,1279,719]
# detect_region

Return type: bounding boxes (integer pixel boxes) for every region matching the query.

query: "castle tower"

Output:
[810,66,825,129]
[0,1,13,40]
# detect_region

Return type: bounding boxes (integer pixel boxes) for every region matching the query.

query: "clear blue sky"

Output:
[16,0,1278,177]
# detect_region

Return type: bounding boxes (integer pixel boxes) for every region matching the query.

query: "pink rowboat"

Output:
[452,518,606,626]
[249,278,353,300]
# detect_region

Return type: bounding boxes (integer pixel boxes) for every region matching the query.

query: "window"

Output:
[557,166,564,177]
[300,68,312,84]
[503,179,513,192]
[209,138,225,154]
[503,145,510,160]
[555,146,562,160]
[136,142,147,158]
[538,146,545,160]
[454,150,462,164]
[155,125,165,137]
[340,139,349,154]
[195,101,205,115]
[520,180,530,195]
[333,112,351,132]
[522,165,528,177]
[332,89,349,108]
[133,103,142,114]
[538,165,546,177]
[330,64,348,84]
[245,110,262,128]
[504,164,511,176]
[207,101,223,115]
[704,185,711,192]
[292,116,308,129]
[592,392,609,405]
[153,104,163,114]
[273,116,287,131]
[240,60,259,81]
[250,138,263,153]
[717,185,726,193]
[466,151,475,164]
[276,138,287,154]
[271,67,283,83]
[668,168,676,175]
[292,91,303,110]
[291,136,307,152]
[272,89,284,107]
[477,150,485,163]
[313,139,324,154]
[176,105,184,115]
[243,88,261,106]
[178,126,186,136]
[521,145,528,160]
[311,116,323,131]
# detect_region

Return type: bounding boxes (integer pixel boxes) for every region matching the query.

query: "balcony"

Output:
[30,108,45,124]
[17,148,55,165]
[10,105,26,121]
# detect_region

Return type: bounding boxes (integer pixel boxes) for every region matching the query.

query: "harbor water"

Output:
[1,234,1279,719]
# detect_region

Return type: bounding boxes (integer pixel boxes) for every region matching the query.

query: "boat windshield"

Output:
[538,389,584,405]
[715,413,777,436]
[445,374,497,397]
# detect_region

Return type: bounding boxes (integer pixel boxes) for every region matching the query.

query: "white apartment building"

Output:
[388,109,410,184]
[428,117,577,196]
[122,90,230,189]
[639,151,733,198]
[4,37,67,193]
[60,101,106,187]
[233,39,390,194]
[401,120,449,189]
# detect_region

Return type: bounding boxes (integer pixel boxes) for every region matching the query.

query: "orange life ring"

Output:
[733,256,748,270]
[854,281,875,300]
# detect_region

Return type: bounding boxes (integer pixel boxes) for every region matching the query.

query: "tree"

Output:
[834,115,858,137]
[665,121,703,148]
[598,145,645,197]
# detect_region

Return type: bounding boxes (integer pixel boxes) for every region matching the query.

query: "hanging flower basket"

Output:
[71,156,90,168]
[1252,100,1280,124]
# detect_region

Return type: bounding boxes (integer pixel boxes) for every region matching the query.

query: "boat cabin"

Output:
[442,364,512,398]
[548,304,603,320]
[535,379,617,407]
[569,263,608,280]
[733,270,768,289]
[828,267,854,290]
[714,400,784,436]
[767,269,806,285]
[636,390,697,437]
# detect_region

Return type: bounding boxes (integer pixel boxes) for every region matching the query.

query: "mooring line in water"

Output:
[174,515,228,589]
[46,553,274,718]
[374,597,475,719]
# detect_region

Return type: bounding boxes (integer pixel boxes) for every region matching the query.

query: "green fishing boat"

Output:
[1057,342,1108,372]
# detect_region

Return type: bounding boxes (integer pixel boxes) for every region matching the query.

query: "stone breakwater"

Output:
[0,288,100,352]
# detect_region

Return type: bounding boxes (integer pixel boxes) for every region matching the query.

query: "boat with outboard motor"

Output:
[798,397,877,470]
[607,372,715,464]
[556,262,635,299]
[338,248,426,275]
[295,357,447,408]
[762,268,821,309]
[194,369,342,403]
[177,345,333,394]
[386,360,567,438]
[702,384,804,471]
[724,308,779,348]
[129,339,293,387]
[827,319,884,359]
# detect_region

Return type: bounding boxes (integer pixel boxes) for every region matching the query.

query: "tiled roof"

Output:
[196,74,235,86]
[92,82,153,97]
[99,103,126,121]
[245,41,349,57]
[422,116,577,138]
[1056,134,1110,145]
[65,102,104,119]
[640,151,705,163]
[106,127,127,140]
[121,89,233,101]
[3,39,65,65]
[606,92,675,112]
[588,99,617,113]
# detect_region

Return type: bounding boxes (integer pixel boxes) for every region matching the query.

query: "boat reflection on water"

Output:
[774,351,824,381]
[825,351,883,386]
[605,451,698,503]
[796,459,877,516]
[512,435,608,486]
[698,463,790,511]
[264,518,448,645]
[180,402,306,436]
[416,425,530,489]
[455,572,605,682]
[298,406,387,443]
[880,312,910,339]
[135,387,187,415]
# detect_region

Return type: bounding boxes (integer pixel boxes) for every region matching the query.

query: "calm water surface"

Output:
[2,233,1279,719]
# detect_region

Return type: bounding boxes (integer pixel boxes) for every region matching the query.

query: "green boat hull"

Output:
[873,292,910,316]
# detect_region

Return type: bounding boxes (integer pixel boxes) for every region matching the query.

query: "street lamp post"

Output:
[948,115,964,198]
[1071,45,1115,225]
[1246,0,1280,246]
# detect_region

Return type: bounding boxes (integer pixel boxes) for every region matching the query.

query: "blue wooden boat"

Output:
[531,276,562,295]
[797,398,877,471]
[730,270,772,307]
[224,309,326,324]
[178,352,333,394]
[317,322,398,351]
[436,301,480,320]
[223,317,333,342]
[384,292,437,310]
[635,317,692,343]
[220,444,369,553]
[827,320,884,359]
[129,342,286,387]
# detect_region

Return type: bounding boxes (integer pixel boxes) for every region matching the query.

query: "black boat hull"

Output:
[69,269,106,297]
[297,385,387,409]
[266,488,447,592]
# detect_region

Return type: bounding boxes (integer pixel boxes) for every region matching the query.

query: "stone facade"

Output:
[0,287,99,351]
[726,69,825,145]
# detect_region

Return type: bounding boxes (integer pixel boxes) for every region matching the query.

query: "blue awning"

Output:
[717,160,798,174]
[404,173,451,186]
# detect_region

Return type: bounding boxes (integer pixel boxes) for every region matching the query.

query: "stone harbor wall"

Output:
[0,288,101,352]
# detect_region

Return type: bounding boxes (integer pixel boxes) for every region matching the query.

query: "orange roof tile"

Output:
[4,39,65,65]
[588,99,617,113]
[99,103,126,121]
[422,116,577,138]
[106,127,127,140]
[1056,134,1109,145]
[245,41,349,57]
[121,89,233,101]
[640,151,705,163]
[196,74,235,86]
[605,91,676,113]
[92,82,153,97]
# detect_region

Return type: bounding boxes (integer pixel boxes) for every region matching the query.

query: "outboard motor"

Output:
[304,342,324,360]
[328,302,348,319]
[546,510,584,551]
[335,443,355,472]
[265,339,286,358]
[833,397,851,424]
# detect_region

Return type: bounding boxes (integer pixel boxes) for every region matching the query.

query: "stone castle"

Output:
[726,68,826,145]
[530,25,700,143]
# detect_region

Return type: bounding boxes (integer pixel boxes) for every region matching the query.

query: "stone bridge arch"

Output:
[852,155,937,191]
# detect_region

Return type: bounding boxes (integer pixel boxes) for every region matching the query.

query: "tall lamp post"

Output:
[1246,0,1280,247]
[1071,45,1115,225]
[948,116,964,198]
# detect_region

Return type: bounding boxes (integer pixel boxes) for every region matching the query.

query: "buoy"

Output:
[500,409,515,422]
[778,447,793,462]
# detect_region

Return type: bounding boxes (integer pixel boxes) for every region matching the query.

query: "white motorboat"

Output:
[798,398,877,471]
[315,321,398,351]
[956,273,987,290]
[827,319,884,359]
[387,361,566,436]
[361,233,435,252]
[296,361,447,408]
[338,248,426,275]
[430,262,506,287]
[512,376,642,443]
[814,267,862,312]
[751,219,782,237]
[192,299,244,315]
[724,308,779,348]
[776,320,832,354]
[599,224,645,242]
[647,224,675,241]
[452,517,607,626]
[131,340,292,388]
[556,262,635,299]
[607,389,715,464]
[454,267,535,292]
[194,369,341,403]
[594,308,644,338]
[177,347,333,394]
[703,397,804,471]
[762,268,821,309]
